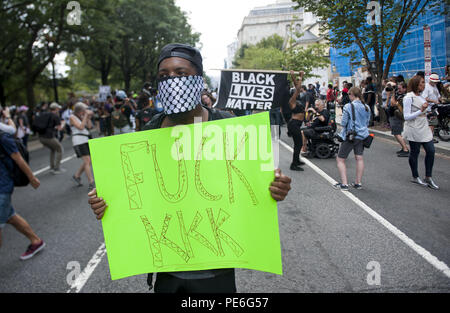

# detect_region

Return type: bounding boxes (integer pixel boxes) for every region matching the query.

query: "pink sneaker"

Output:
[20,240,45,260]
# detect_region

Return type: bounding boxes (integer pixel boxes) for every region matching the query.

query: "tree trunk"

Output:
[0,78,6,107]
[101,69,109,85]
[26,79,36,109]
[51,60,59,103]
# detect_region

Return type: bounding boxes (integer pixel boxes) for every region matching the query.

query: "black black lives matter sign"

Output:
[216,70,289,111]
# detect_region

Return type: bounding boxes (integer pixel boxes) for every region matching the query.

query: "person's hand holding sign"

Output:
[89,169,292,219]
[270,169,291,201]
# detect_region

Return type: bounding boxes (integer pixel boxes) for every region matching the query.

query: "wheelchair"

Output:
[304,115,340,159]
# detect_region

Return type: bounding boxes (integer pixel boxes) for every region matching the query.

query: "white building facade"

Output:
[226,0,331,85]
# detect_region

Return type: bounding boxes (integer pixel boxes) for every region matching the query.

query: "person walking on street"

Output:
[402,75,439,190]
[38,103,65,174]
[15,106,31,148]
[0,129,45,260]
[70,102,95,192]
[388,82,409,157]
[334,87,371,190]
[87,43,292,293]
[111,91,134,135]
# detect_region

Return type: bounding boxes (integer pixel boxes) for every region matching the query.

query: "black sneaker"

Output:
[333,183,349,191]
[72,175,83,187]
[397,150,409,157]
[290,164,304,171]
[351,182,363,190]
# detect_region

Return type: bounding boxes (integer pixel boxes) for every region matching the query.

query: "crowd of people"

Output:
[282,68,450,191]
[1,40,449,292]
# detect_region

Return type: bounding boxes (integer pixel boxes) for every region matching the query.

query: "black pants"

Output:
[288,119,303,166]
[153,270,236,293]
[409,140,435,178]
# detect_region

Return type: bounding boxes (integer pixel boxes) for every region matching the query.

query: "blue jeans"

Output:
[0,193,15,228]
[408,141,435,178]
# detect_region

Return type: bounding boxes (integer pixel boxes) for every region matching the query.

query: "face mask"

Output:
[157,75,204,115]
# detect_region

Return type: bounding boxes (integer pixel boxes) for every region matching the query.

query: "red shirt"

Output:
[326,89,336,102]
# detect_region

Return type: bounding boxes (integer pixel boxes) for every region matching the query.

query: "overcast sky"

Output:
[55,0,277,81]
[175,0,276,79]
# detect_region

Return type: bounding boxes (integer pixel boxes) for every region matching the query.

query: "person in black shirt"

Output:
[88,43,292,294]
[135,93,156,132]
[364,77,376,126]
[301,99,330,153]
[288,71,307,171]
[38,103,65,174]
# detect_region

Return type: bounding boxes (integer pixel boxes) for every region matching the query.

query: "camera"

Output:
[346,130,357,142]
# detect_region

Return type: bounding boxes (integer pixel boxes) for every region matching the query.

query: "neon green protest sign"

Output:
[89,112,282,280]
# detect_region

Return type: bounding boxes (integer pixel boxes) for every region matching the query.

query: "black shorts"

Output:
[337,140,364,159]
[73,143,90,158]
[303,128,319,140]
[154,270,236,293]
[389,116,404,136]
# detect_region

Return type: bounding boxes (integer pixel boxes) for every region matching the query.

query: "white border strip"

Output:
[279,139,450,279]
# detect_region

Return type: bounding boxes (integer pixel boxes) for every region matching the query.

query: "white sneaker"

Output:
[411,177,427,187]
[52,168,67,175]
[424,178,440,190]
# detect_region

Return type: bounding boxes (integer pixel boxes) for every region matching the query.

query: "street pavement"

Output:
[0,127,449,293]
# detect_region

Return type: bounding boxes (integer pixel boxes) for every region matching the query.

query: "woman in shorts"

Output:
[334,87,371,190]
[70,102,95,192]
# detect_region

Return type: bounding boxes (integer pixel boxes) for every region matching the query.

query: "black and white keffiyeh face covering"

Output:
[157,75,204,115]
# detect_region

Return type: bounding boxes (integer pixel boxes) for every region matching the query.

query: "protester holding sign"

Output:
[88,43,292,293]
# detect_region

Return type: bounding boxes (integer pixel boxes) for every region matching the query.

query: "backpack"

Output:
[32,112,51,135]
[0,131,30,187]
[111,108,130,128]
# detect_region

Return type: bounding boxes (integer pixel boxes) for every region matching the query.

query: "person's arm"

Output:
[0,121,16,135]
[9,152,40,189]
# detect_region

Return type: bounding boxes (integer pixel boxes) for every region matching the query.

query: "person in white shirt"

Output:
[421,73,441,142]
[402,75,439,190]
[319,82,327,101]
[69,102,95,192]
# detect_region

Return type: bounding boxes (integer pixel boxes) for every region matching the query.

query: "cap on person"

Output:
[49,102,62,110]
[429,73,440,83]
[157,43,203,75]
[115,90,127,101]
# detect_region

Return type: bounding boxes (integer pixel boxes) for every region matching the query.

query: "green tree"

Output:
[232,34,329,78]
[294,0,445,120]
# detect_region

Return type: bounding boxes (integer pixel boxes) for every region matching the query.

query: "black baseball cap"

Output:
[157,43,203,75]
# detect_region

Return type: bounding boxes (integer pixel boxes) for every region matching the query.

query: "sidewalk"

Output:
[334,108,450,153]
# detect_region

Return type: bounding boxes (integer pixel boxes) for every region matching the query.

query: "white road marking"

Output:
[32,154,77,176]
[66,243,107,293]
[279,139,450,279]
